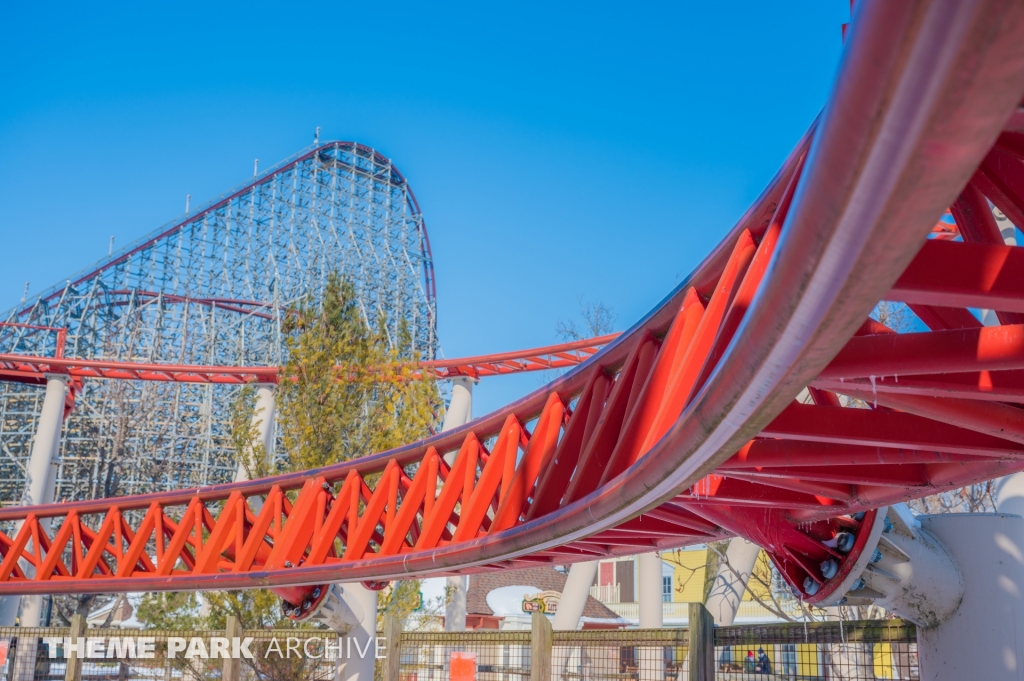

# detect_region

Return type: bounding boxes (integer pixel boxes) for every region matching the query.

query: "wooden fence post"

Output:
[530,612,553,681]
[64,613,87,681]
[223,615,242,681]
[384,613,402,681]
[688,603,714,681]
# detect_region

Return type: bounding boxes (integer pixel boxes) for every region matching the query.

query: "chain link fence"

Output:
[399,631,532,681]
[553,629,690,681]
[714,620,918,680]
[0,618,916,680]
[400,620,916,681]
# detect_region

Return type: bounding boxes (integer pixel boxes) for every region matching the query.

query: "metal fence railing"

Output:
[398,616,917,681]
[554,629,691,681]
[0,612,917,681]
[714,619,918,680]
[399,631,533,681]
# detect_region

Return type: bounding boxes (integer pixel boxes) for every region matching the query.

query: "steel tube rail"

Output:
[0,334,619,385]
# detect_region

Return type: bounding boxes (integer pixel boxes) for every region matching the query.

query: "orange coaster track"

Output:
[0,334,620,386]
[2,0,1024,610]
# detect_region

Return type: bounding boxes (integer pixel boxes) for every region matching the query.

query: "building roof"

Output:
[467,566,620,620]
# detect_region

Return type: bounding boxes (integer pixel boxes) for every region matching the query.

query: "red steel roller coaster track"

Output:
[0,334,620,386]
[2,0,1024,610]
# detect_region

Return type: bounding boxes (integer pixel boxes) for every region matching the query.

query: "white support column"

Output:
[9,375,67,679]
[816,504,1024,681]
[444,574,469,633]
[993,206,1018,246]
[637,552,663,628]
[333,378,452,667]
[335,584,379,681]
[996,475,1024,518]
[22,375,67,512]
[234,383,276,483]
[552,561,598,681]
[552,562,598,631]
[442,377,474,632]
[637,553,664,681]
[914,513,1024,681]
[705,538,761,625]
[935,209,1024,678]
[441,377,473,434]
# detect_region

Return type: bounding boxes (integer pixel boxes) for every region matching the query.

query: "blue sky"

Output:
[0,1,848,416]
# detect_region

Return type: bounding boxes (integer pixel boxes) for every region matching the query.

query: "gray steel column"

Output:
[804,504,1024,680]
[216,384,277,624]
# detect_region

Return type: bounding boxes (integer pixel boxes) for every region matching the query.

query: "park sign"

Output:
[522,590,560,614]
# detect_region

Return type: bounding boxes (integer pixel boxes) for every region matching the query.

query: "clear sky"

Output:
[0,1,848,416]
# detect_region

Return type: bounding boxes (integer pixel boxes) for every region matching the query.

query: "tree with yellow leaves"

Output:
[140,273,441,635]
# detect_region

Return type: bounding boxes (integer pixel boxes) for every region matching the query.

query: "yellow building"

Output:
[662,545,709,603]
[661,545,774,604]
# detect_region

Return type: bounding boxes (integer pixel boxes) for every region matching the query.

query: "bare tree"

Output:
[556,296,617,341]
[870,300,912,333]
[910,481,996,514]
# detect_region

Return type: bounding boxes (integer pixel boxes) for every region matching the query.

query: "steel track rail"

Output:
[0,334,620,384]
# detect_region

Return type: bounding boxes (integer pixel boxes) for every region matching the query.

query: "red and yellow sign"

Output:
[522,590,560,614]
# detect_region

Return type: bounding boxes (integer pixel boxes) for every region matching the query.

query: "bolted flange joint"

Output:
[280,583,366,633]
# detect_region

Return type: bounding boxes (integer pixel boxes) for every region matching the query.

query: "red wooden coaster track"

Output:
[1,0,1024,615]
